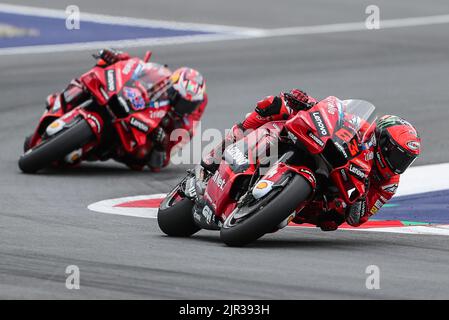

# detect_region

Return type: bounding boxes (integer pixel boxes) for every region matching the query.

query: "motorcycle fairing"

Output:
[203,121,320,223]
[285,97,376,204]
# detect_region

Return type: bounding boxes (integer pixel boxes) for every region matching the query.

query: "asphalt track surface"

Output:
[1,0,449,299]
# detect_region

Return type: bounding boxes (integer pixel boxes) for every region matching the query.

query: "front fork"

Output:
[184,166,222,231]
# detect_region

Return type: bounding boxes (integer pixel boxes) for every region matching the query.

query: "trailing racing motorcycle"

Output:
[18,50,177,173]
[157,98,377,246]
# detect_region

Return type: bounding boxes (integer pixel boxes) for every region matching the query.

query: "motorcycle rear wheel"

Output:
[18,119,94,173]
[220,174,312,247]
[23,134,32,152]
[157,183,200,237]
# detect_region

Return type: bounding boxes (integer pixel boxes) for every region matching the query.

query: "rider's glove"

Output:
[96,48,130,66]
[316,197,346,231]
[283,89,316,111]
[328,197,347,215]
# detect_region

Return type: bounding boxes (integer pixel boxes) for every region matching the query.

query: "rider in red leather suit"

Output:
[203,89,421,230]
[45,49,208,172]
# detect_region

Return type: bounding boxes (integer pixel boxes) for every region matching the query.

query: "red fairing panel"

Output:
[261,162,317,191]
[285,96,343,155]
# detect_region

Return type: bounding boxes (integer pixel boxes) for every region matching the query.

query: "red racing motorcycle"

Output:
[19,51,174,173]
[157,98,376,246]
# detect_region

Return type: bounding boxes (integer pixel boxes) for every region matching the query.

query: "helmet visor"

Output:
[381,135,416,174]
[173,95,200,115]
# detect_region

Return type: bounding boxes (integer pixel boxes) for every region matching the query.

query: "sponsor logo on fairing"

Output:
[123,60,137,75]
[202,205,214,223]
[118,96,130,113]
[308,132,325,147]
[349,163,366,180]
[340,168,348,182]
[335,142,349,159]
[130,117,149,132]
[327,102,337,115]
[252,180,275,199]
[211,171,226,190]
[46,119,65,136]
[149,110,166,119]
[311,111,329,137]
[226,144,248,166]
[106,70,116,92]
[149,100,170,109]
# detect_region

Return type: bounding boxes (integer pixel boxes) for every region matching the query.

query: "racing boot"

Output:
[148,149,167,172]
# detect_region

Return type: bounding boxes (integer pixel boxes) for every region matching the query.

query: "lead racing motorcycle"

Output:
[158,98,376,246]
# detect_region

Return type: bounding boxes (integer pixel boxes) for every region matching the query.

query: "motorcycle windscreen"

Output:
[132,62,172,90]
[323,99,377,167]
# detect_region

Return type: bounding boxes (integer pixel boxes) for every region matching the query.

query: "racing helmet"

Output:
[168,67,206,115]
[374,115,421,177]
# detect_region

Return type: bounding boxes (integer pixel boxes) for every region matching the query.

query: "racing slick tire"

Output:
[158,190,200,237]
[220,174,312,247]
[23,134,32,152]
[18,119,94,173]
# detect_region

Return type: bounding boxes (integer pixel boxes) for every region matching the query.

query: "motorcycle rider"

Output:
[202,89,421,230]
[45,49,207,172]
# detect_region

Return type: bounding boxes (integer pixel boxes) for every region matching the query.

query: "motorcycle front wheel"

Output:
[220,174,312,247]
[18,119,94,173]
[157,180,200,237]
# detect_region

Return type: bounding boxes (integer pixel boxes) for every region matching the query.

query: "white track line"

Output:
[259,14,449,38]
[291,224,449,236]
[354,225,449,236]
[1,4,449,55]
[87,194,165,218]
[0,3,260,34]
[396,162,449,197]
[0,33,252,55]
